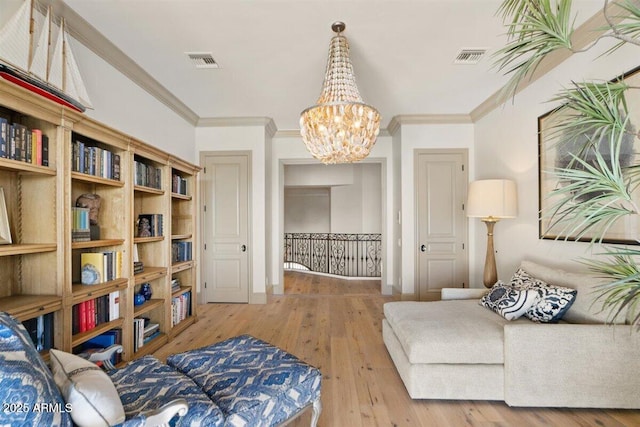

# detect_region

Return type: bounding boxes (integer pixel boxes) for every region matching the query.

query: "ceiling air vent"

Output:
[186,52,219,69]
[454,49,487,64]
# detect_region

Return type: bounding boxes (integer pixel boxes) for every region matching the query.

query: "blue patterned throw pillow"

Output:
[479,281,539,320]
[509,269,577,323]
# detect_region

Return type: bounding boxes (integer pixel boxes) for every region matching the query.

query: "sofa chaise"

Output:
[0,310,322,426]
[383,260,640,408]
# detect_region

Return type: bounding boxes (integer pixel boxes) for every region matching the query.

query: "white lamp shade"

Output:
[467,179,518,219]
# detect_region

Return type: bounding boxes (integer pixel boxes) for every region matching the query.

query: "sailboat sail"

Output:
[63,30,92,109]
[29,7,50,81]
[48,17,63,90]
[0,0,91,112]
[0,0,30,71]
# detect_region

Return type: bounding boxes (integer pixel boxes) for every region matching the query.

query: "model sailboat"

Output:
[0,0,92,112]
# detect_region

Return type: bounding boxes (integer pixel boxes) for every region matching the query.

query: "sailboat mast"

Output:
[27,0,35,70]
[46,6,51,81]
[61,17,66,92]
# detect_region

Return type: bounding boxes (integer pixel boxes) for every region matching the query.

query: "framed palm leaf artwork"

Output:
[538,65,640,244]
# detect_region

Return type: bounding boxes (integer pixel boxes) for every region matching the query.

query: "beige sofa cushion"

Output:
[384,300,529,364]
[519,260,622,324]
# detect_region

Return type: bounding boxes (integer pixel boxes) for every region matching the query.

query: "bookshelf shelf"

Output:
[0,295,62,321]
[72,239,125,250]
[133,236,164,244]
[171,192,191,201]
[171,260,194,274]
[172,286,193,299]
[134,266,167,284]
[171,316,195,337]
[134,185,165,195]
[71,318,124,348]
[0,158,56,175]
[0,243,57,256]
[133,332,168,357]
[133,298,163,317]
[71,278,129,304]
[171,234,192,241]
[71,171,124,187]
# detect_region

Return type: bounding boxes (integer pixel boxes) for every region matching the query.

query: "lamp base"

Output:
[482,219,497,288]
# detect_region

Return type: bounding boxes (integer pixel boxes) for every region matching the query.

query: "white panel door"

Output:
[202,154,250,303]
[416,150,468,300]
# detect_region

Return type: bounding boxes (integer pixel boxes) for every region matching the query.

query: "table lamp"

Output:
[467,179,518,287]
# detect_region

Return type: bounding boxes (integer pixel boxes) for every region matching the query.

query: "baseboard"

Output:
[250,292,267,304]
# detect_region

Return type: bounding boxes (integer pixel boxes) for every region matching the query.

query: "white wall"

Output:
[473,39,640,282]
[284,188,330,233]
[195,125,267,303]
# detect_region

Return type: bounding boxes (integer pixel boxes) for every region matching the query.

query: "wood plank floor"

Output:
[154,271,640,426]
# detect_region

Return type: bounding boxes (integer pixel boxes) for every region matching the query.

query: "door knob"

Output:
[241,244,247,252]
[420,244,426,252]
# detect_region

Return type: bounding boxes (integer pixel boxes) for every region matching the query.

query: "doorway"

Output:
[201,152,251,303]
[415,149,468,300]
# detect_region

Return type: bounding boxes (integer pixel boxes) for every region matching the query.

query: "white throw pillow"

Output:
[49,349,125,427]
[479,281,539,320]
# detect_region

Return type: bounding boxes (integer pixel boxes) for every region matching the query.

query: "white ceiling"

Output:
[59,0,604,130]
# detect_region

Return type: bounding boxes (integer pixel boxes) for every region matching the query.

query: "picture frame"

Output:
[0,187,12,245]
[538,65,640,244]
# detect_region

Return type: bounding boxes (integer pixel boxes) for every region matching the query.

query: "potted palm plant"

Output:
[494,0,640,326]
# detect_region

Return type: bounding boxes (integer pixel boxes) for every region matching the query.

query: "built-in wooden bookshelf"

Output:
[0,78,199,363]
[169,160,198,337]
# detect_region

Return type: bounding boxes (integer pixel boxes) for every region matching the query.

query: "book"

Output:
[81,253,104,285]
[108,291,120,321]
[31,129,42,165]
[41,135,49,166]
[0,117,7,158]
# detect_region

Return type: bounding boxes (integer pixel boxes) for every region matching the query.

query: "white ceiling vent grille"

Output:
[186,52,219,69]
[454,49,487,64]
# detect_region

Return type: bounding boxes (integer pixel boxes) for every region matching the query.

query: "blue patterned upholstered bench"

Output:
[167,335,322,427]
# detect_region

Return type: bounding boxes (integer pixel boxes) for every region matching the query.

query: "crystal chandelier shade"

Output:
[300,22,381,164]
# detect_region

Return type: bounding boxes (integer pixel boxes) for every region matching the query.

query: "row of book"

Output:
[80,251,123,285]
[171,291,191,327]
[137,213,163,238]
[72,139,121,180]
[72,206,91,242]
[135,159,162,189]
[133,318,160,352]
[172,241,192,263]
[22,313,54,352]
[172,173,188,195]
[0,118,49,166]
[72,291,120,335]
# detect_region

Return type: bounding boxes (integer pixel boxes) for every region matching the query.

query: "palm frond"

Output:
[547,80,629,144]
[542,122,638,242]
[580,247,640,327]
[494,0,575,100]
[604,0,640,52]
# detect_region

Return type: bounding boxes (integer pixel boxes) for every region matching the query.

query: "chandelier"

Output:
[300,22,381,164]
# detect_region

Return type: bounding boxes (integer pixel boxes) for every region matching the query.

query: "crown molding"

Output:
[44,0,199,126]
[470,3,629,122]
[197,116,277,130]
[274,129,302,138]
[388,114,473,133]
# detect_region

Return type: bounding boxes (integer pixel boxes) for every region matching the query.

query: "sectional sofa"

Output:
[383,260,640,408]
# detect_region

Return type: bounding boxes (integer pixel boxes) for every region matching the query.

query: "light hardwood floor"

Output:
[154,271,640,427]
